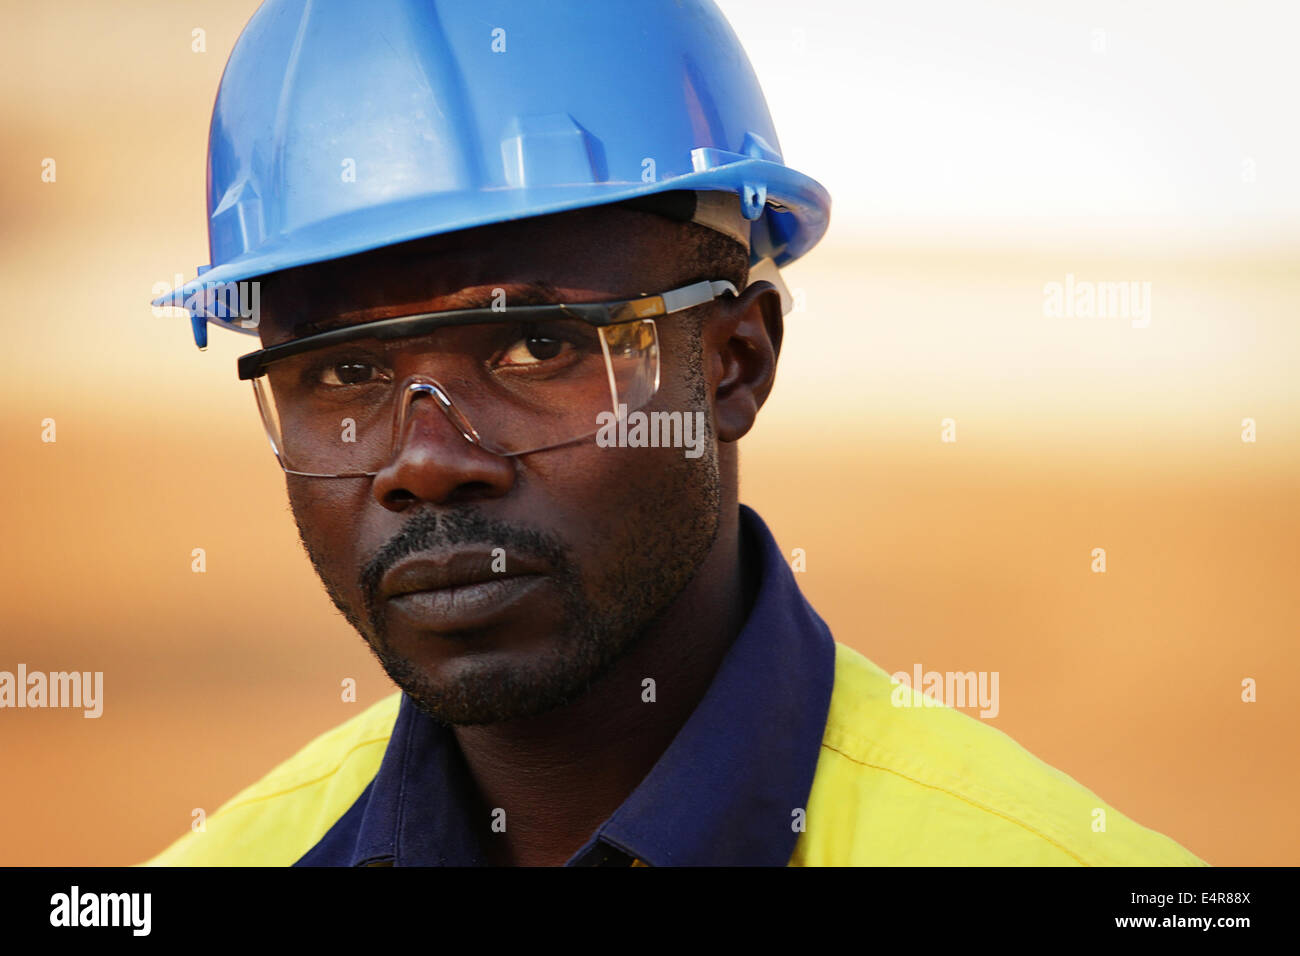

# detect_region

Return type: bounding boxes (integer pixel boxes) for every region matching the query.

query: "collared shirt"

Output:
[141,506,1208,867]
[293,503,836,866]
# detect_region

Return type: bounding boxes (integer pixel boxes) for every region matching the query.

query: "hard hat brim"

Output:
[151,160,829,337]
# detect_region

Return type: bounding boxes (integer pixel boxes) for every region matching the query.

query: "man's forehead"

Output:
[273,280,565,341]
[257,205,677,344]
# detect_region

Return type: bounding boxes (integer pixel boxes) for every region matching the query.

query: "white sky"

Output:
[719,0,1300,249]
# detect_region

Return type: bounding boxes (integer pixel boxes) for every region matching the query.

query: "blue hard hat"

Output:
[151,0,831,348]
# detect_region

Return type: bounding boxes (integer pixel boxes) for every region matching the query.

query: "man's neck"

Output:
[452,506,754,866]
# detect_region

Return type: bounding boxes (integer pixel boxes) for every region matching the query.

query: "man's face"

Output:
[258,207,733,726]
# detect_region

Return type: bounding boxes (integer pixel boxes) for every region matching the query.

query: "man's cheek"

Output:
[522,446,644,559]
[289,488,367,589]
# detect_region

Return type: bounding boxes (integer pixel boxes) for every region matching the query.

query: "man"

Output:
[144,0,1205,866]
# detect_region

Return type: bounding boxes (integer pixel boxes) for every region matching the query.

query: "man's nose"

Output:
[369,382,516,509]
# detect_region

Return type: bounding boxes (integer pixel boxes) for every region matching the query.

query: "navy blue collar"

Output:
[296,504,836,867]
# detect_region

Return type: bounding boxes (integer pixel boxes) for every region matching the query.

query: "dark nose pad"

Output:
[391,379,484,459]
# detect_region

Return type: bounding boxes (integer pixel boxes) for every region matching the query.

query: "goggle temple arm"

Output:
[661,279,738,314]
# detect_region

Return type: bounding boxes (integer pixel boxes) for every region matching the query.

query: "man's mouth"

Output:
[379,550,549,633]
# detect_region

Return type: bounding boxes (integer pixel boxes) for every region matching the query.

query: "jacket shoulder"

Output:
[138,692,402,866]
[792,643,1207,866]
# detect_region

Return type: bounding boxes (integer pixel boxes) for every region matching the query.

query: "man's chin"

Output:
[369,643,611,727]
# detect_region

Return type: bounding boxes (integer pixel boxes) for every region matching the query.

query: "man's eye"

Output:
[500,335,569,366]
[319,361,382,386]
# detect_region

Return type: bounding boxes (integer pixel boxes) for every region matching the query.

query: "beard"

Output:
[362,507,648,727]
[290,418,722,727]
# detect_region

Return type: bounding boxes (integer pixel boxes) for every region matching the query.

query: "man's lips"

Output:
[378,549,550,632]
[380,549,551,600]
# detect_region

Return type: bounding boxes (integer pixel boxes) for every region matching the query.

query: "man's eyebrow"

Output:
[443,280,563,310]
[287,280,565,338]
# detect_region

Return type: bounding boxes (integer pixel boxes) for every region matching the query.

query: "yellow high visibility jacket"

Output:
[142,508,1206,867]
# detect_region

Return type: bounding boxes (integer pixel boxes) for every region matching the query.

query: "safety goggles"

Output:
[236,278,738,477]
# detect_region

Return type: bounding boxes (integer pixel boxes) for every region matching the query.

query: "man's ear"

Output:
[704,281,784,443]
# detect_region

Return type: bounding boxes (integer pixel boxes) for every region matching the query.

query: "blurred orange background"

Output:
[2,1,1295,865]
